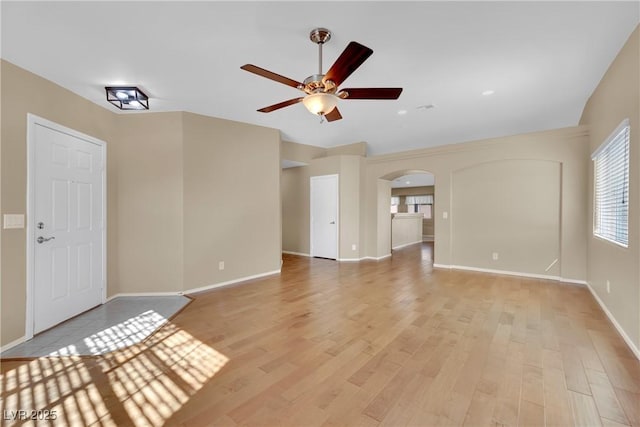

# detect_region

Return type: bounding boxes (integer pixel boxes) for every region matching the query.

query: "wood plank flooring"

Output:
[1,243,639,426]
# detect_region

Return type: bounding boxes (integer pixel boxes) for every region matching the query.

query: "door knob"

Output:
[37,236,55,244]
[329,221,335,224]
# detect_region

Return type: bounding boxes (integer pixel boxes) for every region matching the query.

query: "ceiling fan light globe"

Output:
[303,92,338,116]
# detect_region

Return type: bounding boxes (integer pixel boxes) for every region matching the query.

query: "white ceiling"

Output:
[2,2,638,156]
[391,173,435,188]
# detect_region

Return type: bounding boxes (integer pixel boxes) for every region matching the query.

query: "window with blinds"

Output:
[406,195,434,219]
[405,195,433,205]
[592,119,630,247]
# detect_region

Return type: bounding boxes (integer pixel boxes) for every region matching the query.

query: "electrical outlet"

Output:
[352,244,357,251]
[492,252,499,261]
[219,261,225,271]
[606,280,610,294]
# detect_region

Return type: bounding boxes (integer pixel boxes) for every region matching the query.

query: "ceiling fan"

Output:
[241,28,403,122]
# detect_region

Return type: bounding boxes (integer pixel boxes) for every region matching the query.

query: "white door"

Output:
[310,175,338,259]
[31,120,104,334]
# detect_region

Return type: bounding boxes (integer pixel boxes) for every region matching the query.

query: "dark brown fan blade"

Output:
[257,97,304,113]
[241,64,303,89]
[323,42,373,87]
[325,107,342,122]
[341,88,403,100]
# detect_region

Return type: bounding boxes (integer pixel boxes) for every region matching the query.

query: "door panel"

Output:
[33,123,104,333]
[310,175,338,259]
[51,246,70,300]
[76,182,92,230]
[52,180,69,230]
[77,243,92,290]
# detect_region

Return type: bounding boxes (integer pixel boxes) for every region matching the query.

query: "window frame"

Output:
[592,118,630,248]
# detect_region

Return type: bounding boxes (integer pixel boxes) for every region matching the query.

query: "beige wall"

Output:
[391,186,434,197]
[281,140,326,164]
[113,113,184,295]
[451,160,561,275]
[283,127,588,274]
[282,166,308,254]
[391,213,423,249]
[183,112,281,289]
[365,126,589,277]
[0,60,3,348]
[359,157,367,257]
[327,141,367,157]
[339,156,361,259]
[1,61,114,345]
[376,180,392,257]
[1,61,282,347]
[580,26,639,351]
[280,140,365,165]
[281,154,363,259]
[115,112,282,295]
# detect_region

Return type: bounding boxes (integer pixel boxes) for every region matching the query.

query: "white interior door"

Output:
[310,175,338,259]
[31,120,105,334]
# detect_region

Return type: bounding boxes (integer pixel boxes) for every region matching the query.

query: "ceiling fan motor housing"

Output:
[302,74,337,94]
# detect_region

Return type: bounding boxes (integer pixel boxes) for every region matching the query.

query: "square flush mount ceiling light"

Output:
[105,86,149,110]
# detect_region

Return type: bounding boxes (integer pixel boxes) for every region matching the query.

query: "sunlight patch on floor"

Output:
[0,323,228,426]
[51,310,168,356]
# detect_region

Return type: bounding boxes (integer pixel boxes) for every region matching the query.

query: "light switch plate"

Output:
[3,214,25,229]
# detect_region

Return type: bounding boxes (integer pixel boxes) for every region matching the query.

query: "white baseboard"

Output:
[185,269,281,295]
[105,270,282,300]
[283,251,310,257]
[586,283,640,361]
[559,278,588,286]
[339,254,392,261]
[1,336,26,353]
[106,291,183,303]
[363,254,392,261]
[392,240,423,250]
[432,264,587,286]
[450,264,562,281]
[285,252,391,262]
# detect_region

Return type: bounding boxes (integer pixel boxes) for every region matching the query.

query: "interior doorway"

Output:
[382,170,435,263]
[310,174,339,259]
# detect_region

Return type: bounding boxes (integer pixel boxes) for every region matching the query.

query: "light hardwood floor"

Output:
[1,243,639,426]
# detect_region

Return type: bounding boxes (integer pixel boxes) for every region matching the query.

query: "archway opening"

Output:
[380,169,435,262]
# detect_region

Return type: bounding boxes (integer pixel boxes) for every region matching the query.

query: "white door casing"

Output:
[310,174,338,259]
[26,115,106,338]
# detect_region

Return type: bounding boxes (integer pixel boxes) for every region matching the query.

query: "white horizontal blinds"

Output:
[390,196,400,205]
[593,119,630,247]
[405,195,433,205]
